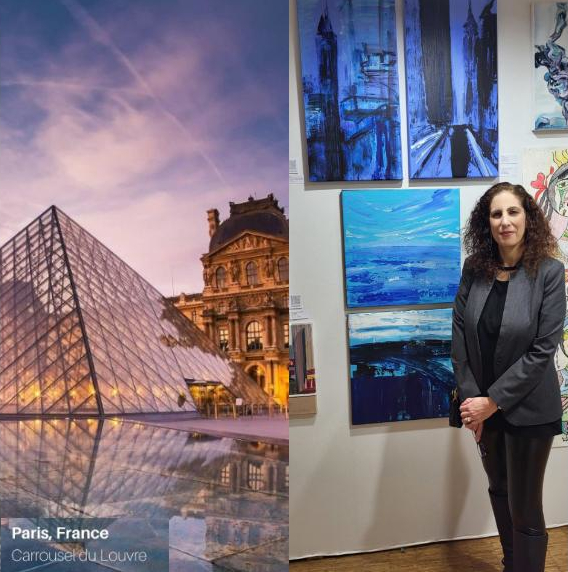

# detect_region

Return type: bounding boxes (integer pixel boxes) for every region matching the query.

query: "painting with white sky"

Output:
[341,188,461,308]
[348,308,455,424]
[0,0,288,295]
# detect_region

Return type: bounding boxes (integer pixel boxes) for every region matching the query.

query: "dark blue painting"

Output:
[348,309,455,424]
[404,0,498,179]
[297,0,402,182]
[342,189,461,308]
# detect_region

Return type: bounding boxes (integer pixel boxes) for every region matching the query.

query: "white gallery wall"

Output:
[289,0,568,559]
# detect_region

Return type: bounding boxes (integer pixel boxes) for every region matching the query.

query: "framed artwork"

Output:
[348,309,454,425]
[289,323,316,396]
[341,188,461,308]
[404,0,498,178]
[296,0,402,182]
[533,3,568,131]
[523,147,568,442]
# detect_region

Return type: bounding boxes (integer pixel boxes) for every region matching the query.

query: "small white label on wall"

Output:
[290,295,302,309]
[499,154,520,181]
[289,157,304,184]
[289,294,309,321]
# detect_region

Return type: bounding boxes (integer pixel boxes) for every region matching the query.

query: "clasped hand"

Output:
[460,397,497,443]
[460,396,498,426]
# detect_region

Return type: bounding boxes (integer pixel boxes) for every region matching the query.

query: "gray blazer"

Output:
[451,256,566,426]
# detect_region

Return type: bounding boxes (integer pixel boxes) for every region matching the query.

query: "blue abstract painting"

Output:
[297,0,402,182]
[342,189,461,308]
[533,3,568,131]
[404,0,498,179]
[348,309,455,424]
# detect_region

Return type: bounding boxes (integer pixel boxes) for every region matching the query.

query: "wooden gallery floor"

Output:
[290,526,567,572]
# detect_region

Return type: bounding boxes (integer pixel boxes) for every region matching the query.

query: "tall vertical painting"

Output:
[297,0,402,182]
[404,0,498,179]
[289,323,316,396]
[523,147,568,442]
[533,3,568,131]
[341,189,461,308]
[348,309,454,425]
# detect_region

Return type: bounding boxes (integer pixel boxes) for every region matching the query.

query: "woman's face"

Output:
[489,191,526,251]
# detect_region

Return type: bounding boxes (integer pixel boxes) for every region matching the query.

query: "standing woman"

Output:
[451,182,566,572]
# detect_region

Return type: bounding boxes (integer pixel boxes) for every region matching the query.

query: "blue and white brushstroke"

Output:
[349,309,453,345]
[404,0,498,179]
[348,309,455,424]
[297,0,402,182]
[342,188,461,307]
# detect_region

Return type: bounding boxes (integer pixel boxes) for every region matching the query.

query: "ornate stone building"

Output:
[173,194,289,404]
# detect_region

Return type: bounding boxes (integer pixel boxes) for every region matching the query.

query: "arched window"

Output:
[246,321,263,350]
[246,261,258,286]
[216,267,226,289]
[277,257,289,282]
[283,323,289,348]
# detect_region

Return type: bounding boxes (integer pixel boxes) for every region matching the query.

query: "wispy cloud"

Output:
[0,0,288,294]
[60,0,229,189]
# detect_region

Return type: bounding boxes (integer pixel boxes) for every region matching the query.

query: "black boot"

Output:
[489,491,514,571]
[513,530,548,572]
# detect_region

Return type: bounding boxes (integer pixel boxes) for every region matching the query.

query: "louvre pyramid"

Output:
[0,206,267,416]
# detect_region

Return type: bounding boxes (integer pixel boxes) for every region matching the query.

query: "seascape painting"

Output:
[404,0,498,179]
[289,323,316,396]
[341,189,461,308]
[533,3,568,131]
[523,147,568,441]
[348,309,455,425]
[297,0,402,182]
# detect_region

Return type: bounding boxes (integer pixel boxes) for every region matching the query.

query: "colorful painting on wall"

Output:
[523,147,568,441]
[348,309,454,425]
[404,0,498,178]
[533,3,568,131]
[289,323,316,396]
[341,188,461,308]
[296,0,402,182]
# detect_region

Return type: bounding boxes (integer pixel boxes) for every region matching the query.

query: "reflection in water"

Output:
[0,419,288,570]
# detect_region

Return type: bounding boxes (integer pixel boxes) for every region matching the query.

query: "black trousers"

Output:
[479,427,553,536]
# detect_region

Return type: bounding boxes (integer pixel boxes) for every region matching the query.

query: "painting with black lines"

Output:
[404,0,498,179]
[297,0,402,182]
[522,147,568,442]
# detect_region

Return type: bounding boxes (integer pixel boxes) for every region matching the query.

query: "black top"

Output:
[477,279,561,436]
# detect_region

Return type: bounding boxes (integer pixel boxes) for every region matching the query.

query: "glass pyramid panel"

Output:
[0,209,97,415]
[1,207,268,415]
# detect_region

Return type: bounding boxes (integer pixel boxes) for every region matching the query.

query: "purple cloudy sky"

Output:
[0,0,288,295]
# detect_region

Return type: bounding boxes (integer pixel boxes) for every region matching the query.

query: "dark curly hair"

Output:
[463,182,557,278]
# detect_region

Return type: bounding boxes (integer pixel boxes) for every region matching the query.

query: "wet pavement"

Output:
[0,418,288,571]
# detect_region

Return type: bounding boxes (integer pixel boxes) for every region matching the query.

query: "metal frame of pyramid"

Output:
[0,206,267,417]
